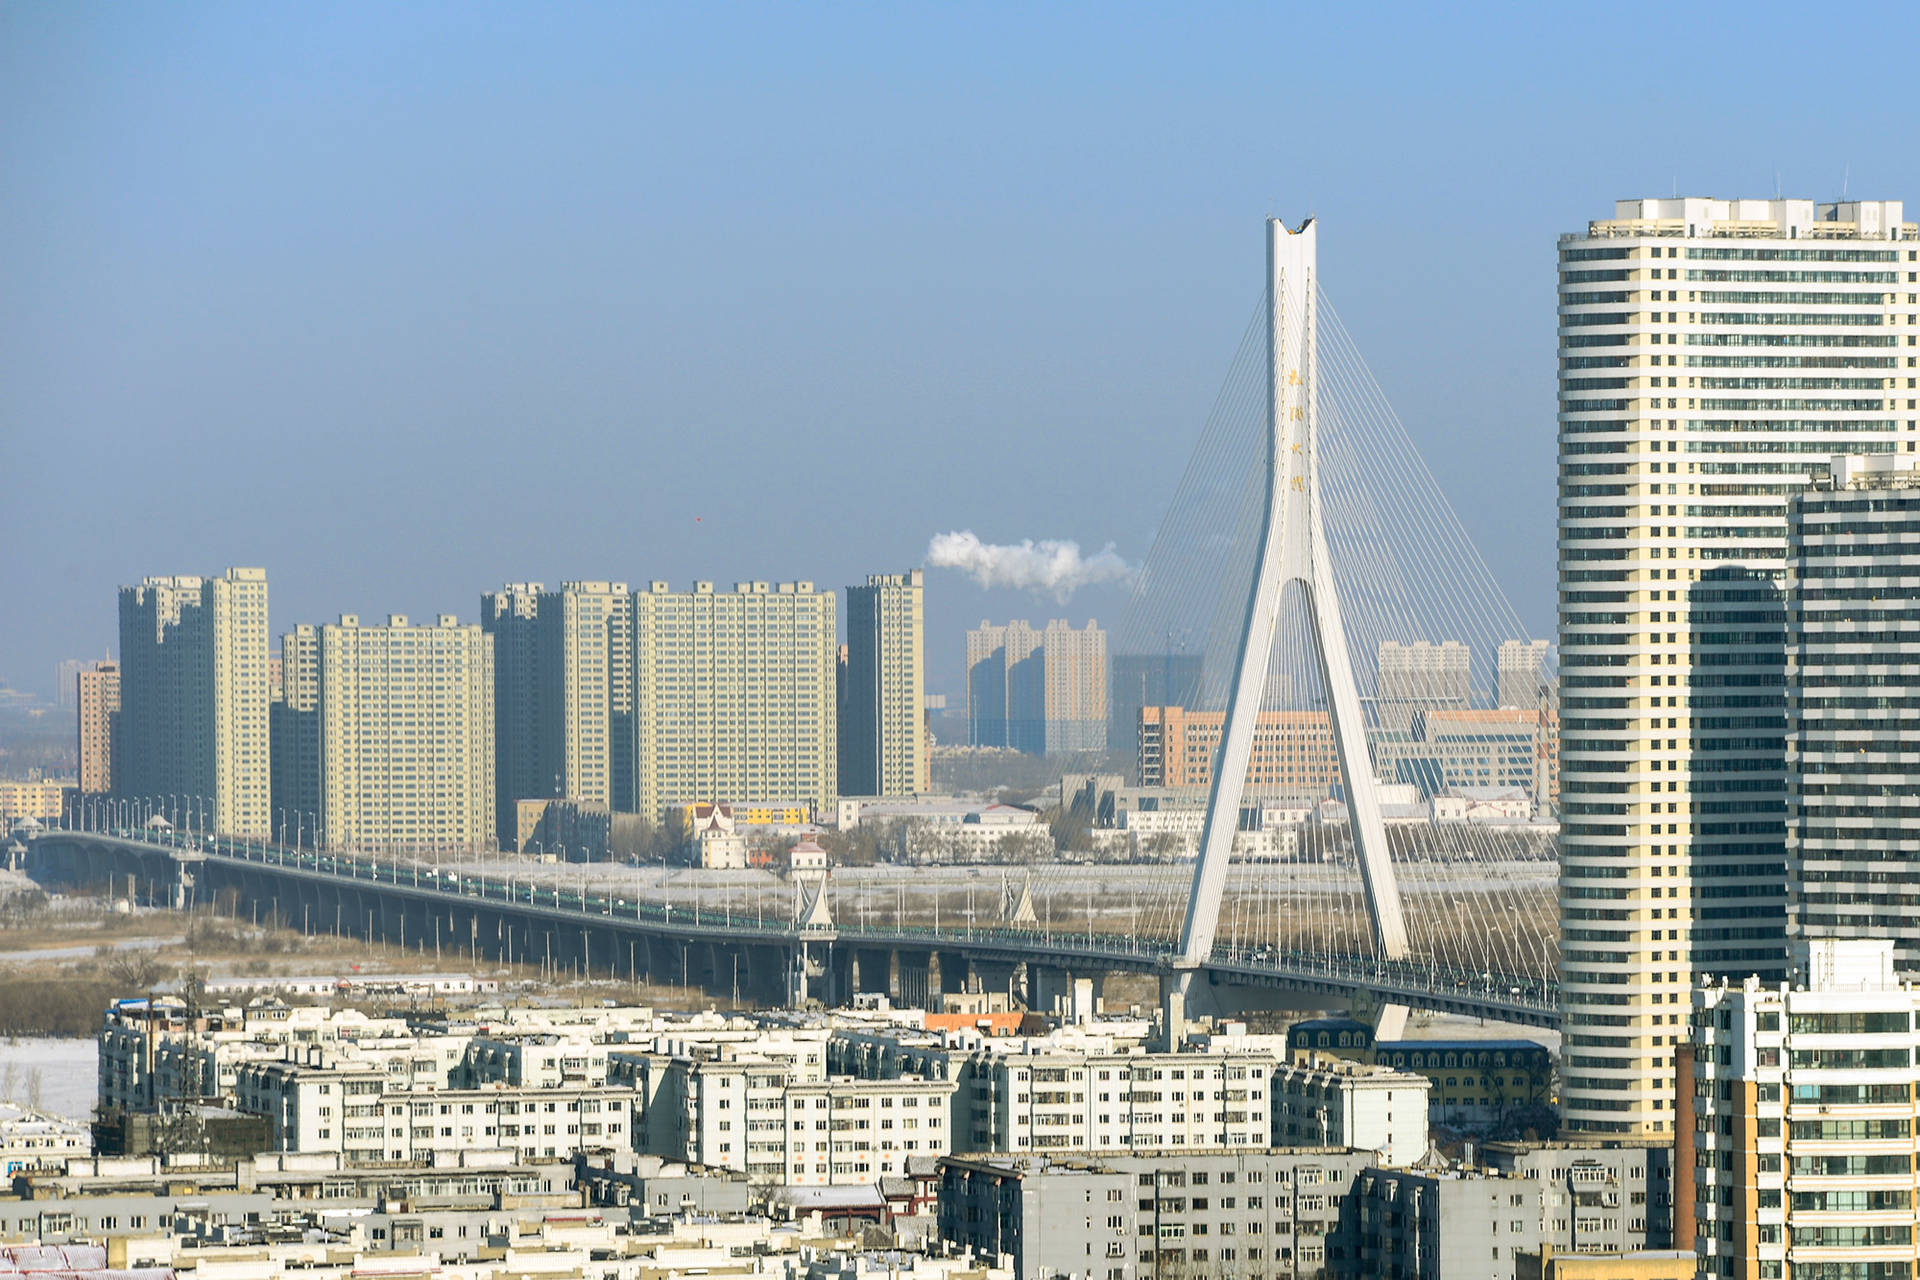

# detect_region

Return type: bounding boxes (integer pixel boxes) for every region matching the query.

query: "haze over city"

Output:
[7,4,1918,699]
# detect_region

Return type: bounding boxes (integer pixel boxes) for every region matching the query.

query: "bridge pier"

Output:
[896,951,933,1010]
[933,952,967,1005]
[740,944,791,1006]
[853,948,894,999]
[1028,964,1074,1016]
[963,957,1021,1007]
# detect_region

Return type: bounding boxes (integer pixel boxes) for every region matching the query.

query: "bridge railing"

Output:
[47,827,1552,1016]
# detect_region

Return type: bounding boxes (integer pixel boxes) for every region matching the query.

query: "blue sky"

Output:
[5,2,1917,702]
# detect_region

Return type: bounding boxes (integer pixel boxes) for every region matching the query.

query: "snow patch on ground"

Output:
[0,1038,97,1123]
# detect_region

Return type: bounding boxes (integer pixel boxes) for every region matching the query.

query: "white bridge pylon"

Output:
[1175,217,1411,971]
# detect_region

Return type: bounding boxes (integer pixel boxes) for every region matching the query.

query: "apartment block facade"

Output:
[940,1148,1376,1280]
[234,1060,633,1164]
[967,619,1108,756]
[1556,197,1920,1134]
[1686,938,1920,1280]
[279,614,495,851]
[74,660,120,795]
[271,625,320,842]
[116,567,271,836]
[841,570,929,796]
[1786,454,1920,967]
[631,581,837,818]
[1376,641,1471,734]
[538,582,634,813]
[480,582,544,842]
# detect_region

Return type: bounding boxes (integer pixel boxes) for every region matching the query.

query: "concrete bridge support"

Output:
[853,948,894,999]
[896,951,934,1010]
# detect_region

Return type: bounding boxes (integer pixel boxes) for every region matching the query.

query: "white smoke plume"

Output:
[926,530,1137,601]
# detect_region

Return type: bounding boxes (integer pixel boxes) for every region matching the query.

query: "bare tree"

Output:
[106,950,168,989]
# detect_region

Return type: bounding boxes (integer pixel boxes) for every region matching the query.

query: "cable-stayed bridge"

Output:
[26,218,1559,1029]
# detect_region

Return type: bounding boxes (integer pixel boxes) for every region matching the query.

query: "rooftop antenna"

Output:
[1842,162,1850,200]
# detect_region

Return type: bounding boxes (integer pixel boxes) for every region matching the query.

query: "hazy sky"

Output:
[5,3,1917,702]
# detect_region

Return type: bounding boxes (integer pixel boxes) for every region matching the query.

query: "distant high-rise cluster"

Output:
[1496,639,1552,710]
[1129,637,1557,807]
[1374,640,1469,734]
[965,619,1107,755]
[89,564,920,850]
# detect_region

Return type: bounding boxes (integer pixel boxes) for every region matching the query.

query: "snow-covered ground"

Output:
[1403,1011,1560,1055]
[0,1038,96,1123]
[0,935,181,968]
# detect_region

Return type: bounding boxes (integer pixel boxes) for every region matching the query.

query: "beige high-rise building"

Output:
[1556,197,1920,1136]
[280,614,493,852]
[75,660,120,795]
[117,567,270,836]
[1497,639,1552,710]
[840,570,928,796]
[632,580,836,818]
[1375,640,1471,734]
[481,582,544,840]
[537,582,633,812]
[966,619,1108,755]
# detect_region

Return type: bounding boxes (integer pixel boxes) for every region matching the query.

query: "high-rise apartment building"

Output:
[279,614,494,851]
[1108,652,1204,771]
[631,580,836,818]
[1685,938,1920,1280]
[1556,197,1920,1135]
[74,660,120,795]
[480,582,544,841]
[55,659,86,712]
[1786,454,1920,966]
[840,570,928,796]
[964,625,1010,748]
[117,567,270,836]
[1375,640,1470,734]
[271,626,322,843]
[1497,638,1553,710]
[965,619,1107,755]
[538,582,633,813]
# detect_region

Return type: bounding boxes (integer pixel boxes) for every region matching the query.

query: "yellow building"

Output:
[537,581,633,812]
[0,780,66,823]
[75,660,119,795]
[281,614,494,852]
[632,581,836,819]
[117,568,270,836]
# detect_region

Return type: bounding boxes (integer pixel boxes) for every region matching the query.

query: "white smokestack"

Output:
[926,530,1135,601]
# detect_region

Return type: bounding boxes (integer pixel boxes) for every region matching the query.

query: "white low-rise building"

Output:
[0,1101,90,1175]
[1270,1055,1432,1167]
[234,1056,636,1164]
